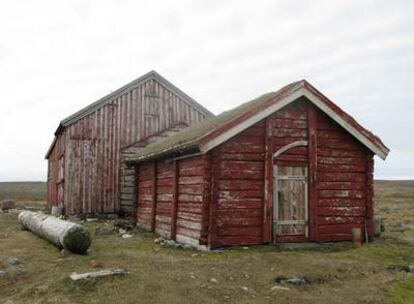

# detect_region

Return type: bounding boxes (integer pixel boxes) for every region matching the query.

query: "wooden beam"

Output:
[307,104,318,241]
[208,152,219,248]
[365,153,374,241]
[262,117,273,243]
[200,153,211,245]
[132,164,139,222]
[170,160,179,240]
[150,161,157,232]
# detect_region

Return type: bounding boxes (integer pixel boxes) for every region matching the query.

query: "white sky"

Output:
[0,0,413,181]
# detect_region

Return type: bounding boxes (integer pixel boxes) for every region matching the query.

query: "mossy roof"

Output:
[127,81,302,163]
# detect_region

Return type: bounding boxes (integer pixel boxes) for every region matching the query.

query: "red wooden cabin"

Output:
[128,80,389,249]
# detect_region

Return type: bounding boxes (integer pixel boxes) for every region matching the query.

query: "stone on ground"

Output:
[95,226,114,236]
[1,199,15,211]
[7,257,19,265]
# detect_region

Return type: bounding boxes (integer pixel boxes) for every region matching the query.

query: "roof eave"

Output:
[126,141,200,165]
[45,136,58,159]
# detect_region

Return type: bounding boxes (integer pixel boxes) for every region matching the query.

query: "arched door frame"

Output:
[273,140,308,158]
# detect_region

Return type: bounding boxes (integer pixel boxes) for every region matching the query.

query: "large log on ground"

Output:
[18,211,91,254]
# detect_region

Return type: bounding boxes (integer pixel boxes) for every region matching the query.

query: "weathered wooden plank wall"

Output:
[155,161,174,237]
[176,156,205,246]
[47,135,65,207]
[315,109,372,241]
[135,156,207,247]
[47,78,208,215]
[210,122,266,247]
[136,162,155,229]
[271,99,309,164]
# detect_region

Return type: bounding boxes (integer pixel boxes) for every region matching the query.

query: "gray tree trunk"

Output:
[18,211,91,254]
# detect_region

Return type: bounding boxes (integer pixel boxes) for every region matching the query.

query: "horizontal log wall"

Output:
[271,99,309,164]
[155,161,175,237]
[315,109,372,241]
[210,122,266,247]
[135,156,207,247]
[50,78,207,215]
[136,162,155,230]
[176,157,205,246]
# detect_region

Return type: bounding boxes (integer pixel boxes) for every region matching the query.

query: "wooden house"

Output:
[127,80,389,248]
[45,71,213,215]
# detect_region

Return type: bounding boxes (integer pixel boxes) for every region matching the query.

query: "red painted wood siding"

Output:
[135,156,207,247]
[210,122,266,247]
[176,157,205,246]
[136,162,155,230]
[47,78,208,214]
[315,109,373,241]
[155,161,174,238]
[271,99,309,164]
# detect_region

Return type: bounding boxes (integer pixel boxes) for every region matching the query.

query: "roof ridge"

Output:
[59,70,213,129]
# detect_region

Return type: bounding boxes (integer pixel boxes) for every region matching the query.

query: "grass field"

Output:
[0,182,46,202]
[0,181,413,304]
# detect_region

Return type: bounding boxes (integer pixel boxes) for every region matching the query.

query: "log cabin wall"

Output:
[176,156,206,246]
[47,77,209,215]
[135,156,207,247]
[154,161,175,237]
[314,108,374,241]
[208,122,266,247]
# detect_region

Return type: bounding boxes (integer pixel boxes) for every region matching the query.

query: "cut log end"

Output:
[62,226,91,254]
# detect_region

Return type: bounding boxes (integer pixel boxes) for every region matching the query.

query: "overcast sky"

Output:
[0,0,413,181]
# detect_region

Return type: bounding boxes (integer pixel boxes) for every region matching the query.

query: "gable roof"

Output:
[45,70,213,159]
[127,80,389,164]
[60,70,213,128]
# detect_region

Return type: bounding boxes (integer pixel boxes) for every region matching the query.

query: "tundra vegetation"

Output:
[0,180,413,304]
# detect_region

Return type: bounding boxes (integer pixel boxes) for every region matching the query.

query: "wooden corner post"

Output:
[150,162,157,232]
[170,160,179,240]
[262,117,273,243]
[307,105,318,241]
[200,153,211,245]
[133,164,139,222]
[365,153,374,241]
[208,152,219,249]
